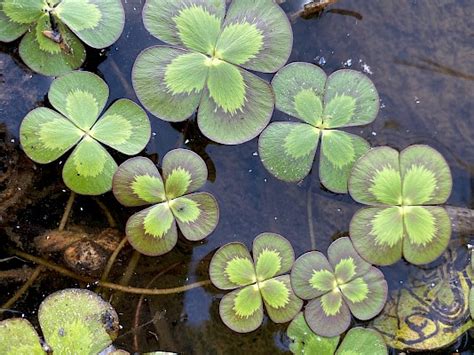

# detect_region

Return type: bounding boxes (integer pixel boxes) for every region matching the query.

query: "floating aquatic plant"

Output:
[0,289,119,354]
[0,0,125,76]
[113,149,219,256]
[259,62,379,192]
[290,237,387,337]
[349,145,452,265]
[132,0,293,144]
[287,312,388,355]
[20,71,151,195]
[209,233,303,333]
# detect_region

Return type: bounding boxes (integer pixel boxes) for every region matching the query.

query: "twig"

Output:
[1,265,44,310]
[58,191,75,231]
[8,249,210,295]
[110,250,141,305]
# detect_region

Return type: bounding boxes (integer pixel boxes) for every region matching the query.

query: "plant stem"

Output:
[1,265,44,310]
[306,177,316,250]
[58,191,75,231]
[94,198,117,228]
[119,250,140,287]
[100,236,128,283]
[8,249,210,296]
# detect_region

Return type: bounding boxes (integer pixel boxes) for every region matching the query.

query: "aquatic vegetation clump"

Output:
[20,71,150,195]
[259,62,379,192]
[133,0,293,144]
[287,313,387,355]
[0,289,119,354]
[209,233,303,333]
[0,0,125,76]
[290,237,387,337]
[349,145,453,265]
[113,149,219,256]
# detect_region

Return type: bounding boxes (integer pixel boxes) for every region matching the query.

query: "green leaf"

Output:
[294,88,323,127]
[349,147,402,206]
[214,22,263,66]
[173,4,221,55]
[334,258,356,285]
[164,52,209,95]
[126,204,178,256]
[305,296,351,337]
[162,149,208,196]
[253,233,295,281]
[342,268,387,321]
[320,130,370,193]
[206,60,245,115]
[260,278,289,309]
[0,5,28,42]
[19,24,86,76]
[339,277,369,304]
[272,62,327,124]
[402,206,451,265]
[350,207,404,266]
[403,206,436,246]
[219,0,292,72]
[62,136,118,195]
[198,65,274,144]
[3,0,43,24]
[170,192,219,241]
[143,203,174,239]
[49,71,109,130]
[327,237,372,283]
[291,251,334,300]
[336,328,387,355]
[224,257,256,287]
[35,15,61,54]
[258,122,320,182]
[323,95,357,128]
[323,69,379,128]
[321,290,343,316]
[38,289,118,354]
[309,269,336,293]
[287,313,340,355]
[262,275,303,323]
[219,286,264,333]
[142,0,225,50]
[470,287,474,319]
[209,242,256,290]
[112,157,165,207]
[400,145,452,205]
[55,0,125,48]
[0,319,44,355]
[133,46,202,122]
[90,99,151,155]
[20,107,83,164]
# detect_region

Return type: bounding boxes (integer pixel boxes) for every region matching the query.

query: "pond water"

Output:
[1,0,473,354]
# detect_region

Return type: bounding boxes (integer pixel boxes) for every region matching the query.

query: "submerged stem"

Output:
[306,176,316,250]
[8,249,210,295]
[58,191,75,231]
[1,265,44,310]
[100,236,128,283]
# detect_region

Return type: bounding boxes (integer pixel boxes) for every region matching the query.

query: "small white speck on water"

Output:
[59,160,63,165]
[371,131,377,136]
[80,207,84,211]
[62,189,66,193]
[315,56,326,66]
[10,138,15,143]
[264,178,267,182]
[274,217,278,220]
[152,132,157,136]
[337,208,341,212]
[185,139,190,144]
[16,225,20,229]
[248,169,252,173]
[415,96,420,104]
[252,152,258,156]
[399,280,404,284]
[380,103,386,109]
[343,59,352,67]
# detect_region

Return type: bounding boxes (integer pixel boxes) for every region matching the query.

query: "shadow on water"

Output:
[1,0,473,353]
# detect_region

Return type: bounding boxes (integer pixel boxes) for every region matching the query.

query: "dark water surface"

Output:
[1,0,473,353]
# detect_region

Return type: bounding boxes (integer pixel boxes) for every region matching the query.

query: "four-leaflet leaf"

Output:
[209,233,303,333]
[112,149,219,256]
[259,62,379,193]
[20,71,151,195]
[133,0,293,144]
[0,0,125,76]
[290,237,388,337]
[349,145,453,265]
